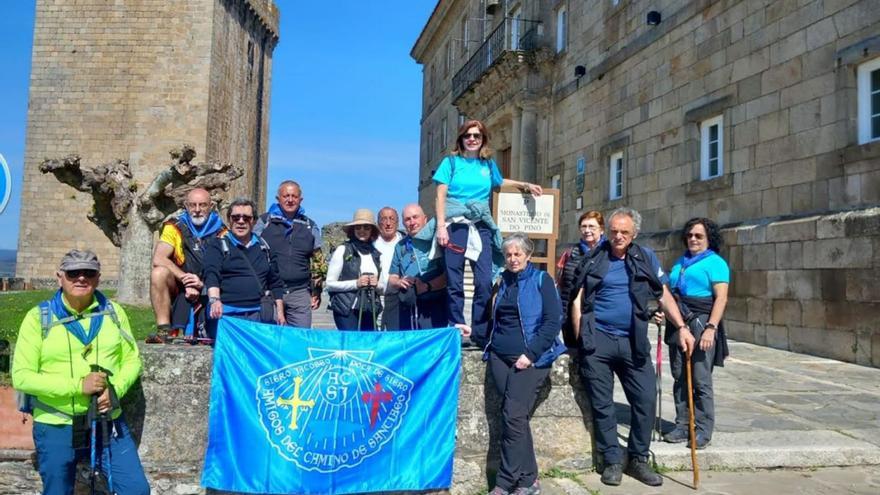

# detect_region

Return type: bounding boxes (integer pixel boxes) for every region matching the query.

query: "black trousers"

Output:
[488,352,550,491]
[579,329,656,464]
[669,314,716,437]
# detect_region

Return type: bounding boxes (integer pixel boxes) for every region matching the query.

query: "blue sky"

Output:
[0,1,435,250]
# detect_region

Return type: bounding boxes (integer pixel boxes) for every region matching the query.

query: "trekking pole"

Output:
[686,347,699,490]
[370,286,378,330]
[357,287,365,330]
[654,321,663,441]
[102,414,114,495]
[88,394,99,495]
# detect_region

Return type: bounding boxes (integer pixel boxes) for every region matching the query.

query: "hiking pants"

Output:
[445,222,493,337]
[669,315,716,438]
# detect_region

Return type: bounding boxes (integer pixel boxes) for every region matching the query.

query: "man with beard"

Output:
[148,188,225,343]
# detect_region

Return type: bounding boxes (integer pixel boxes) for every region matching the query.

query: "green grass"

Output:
[0,289,155,344]
[541,467,582,481]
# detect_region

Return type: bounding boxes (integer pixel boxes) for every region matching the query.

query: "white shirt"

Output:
[326,245,385,293]
[373,232,402,294]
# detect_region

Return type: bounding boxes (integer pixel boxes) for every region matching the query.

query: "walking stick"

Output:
[686,347,700,489]
[89,395,98,495]
[654,322,663,440]
[357,287,365,330]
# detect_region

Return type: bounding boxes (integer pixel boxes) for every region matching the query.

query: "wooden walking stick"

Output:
[686,347,700,489]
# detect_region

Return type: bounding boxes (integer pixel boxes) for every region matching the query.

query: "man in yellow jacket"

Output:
[12,249,149,495]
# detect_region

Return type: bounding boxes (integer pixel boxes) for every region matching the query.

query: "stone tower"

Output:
[16,0,280,282]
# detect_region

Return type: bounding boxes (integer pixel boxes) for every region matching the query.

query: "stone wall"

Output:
[16,0,279,280]
[643,208,880,367]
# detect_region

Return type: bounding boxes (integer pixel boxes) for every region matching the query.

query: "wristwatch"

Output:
[209,296,221,305]
[705,323,717,330]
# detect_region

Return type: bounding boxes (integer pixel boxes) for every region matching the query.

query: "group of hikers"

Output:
[10,119,730,494]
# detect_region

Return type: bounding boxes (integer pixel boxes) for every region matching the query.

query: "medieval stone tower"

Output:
[16,0,280,281]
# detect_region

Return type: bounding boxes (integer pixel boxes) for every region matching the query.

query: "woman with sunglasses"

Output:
[662,217,730,449]
[326,208,384,330]
[433,119,542,341]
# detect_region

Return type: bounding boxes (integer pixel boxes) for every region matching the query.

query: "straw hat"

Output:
[344,208,379,236]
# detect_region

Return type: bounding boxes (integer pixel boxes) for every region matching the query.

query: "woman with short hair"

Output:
[483,233,566,495]
[326,208,384,330]
[663,217,730,449]
[556,210,606,346]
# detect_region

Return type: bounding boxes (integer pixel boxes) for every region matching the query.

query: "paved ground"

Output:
[538,466,880,494]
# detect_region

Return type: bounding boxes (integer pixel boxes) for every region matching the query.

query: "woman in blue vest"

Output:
[326,209,384,330]
[433,119,542,341]
[483,233,565,495]
[662,217,730,449]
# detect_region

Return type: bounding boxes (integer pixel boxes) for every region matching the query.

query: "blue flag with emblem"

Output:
[201,317,462,494]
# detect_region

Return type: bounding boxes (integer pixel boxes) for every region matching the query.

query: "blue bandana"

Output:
[179,211,224,239]
[267,203,305,238]
[49,289,111,346]
[579,235,606,255]
[674,249,716,295]
[225,231,259,248]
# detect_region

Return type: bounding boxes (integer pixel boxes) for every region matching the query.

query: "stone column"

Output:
[510,105,522,180]
[520,101,538,183]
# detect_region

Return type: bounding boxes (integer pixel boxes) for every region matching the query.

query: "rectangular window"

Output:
[427,130,434,161]
[700,115,723,180]
[551,174,561,189]
[857,57,880,144]
[556,5,567,53]
[609,151,624,200]
[441,117,448,152]
[510,6,522,50]
[460,16,469,57]
[444,41,452,76]
[429,63,436,97]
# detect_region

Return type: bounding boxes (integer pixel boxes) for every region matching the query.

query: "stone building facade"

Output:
[16,0,279,280]
[412,0,880,367]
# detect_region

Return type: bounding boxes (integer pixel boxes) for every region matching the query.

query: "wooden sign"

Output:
[493,187,560,277]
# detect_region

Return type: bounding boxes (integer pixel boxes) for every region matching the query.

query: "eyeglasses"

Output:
[580,225,601,231]
[230,214,253,222]
[686,233,705,240]
[462,132,482,140]
[65,269,98,279]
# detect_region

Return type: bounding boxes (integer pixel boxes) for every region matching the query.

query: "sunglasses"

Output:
[686,233,705,240]
[462,132,482,140]
[65,269,98,279]
[354,225,373,230]
[230,214,253,222]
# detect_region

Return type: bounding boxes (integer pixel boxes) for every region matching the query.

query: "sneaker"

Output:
[145,325,170,344]
[488,487,510,495]
[695,432,711,450]
[600,463,623,486]
[624,458,663,486]
[512,479,540,495]
[663,427,689,443]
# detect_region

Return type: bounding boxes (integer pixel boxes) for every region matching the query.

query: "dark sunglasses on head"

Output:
[65,269,98,279]
[462,132,482,140]
[230,214,253,222]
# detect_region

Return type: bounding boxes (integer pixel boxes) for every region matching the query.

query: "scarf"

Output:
[674,249,716,295]
[225,231,259,248]
[49,289,110,346]
[179,211,224,239]
[350,238,374,255]
[267,203,304,238]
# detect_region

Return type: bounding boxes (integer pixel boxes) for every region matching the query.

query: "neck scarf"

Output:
[675,249,715,295]
[49,289,109,346]
[350,238,374,256]
[268,203,304,238]
[179,211,224,239]
[225,231,258,248]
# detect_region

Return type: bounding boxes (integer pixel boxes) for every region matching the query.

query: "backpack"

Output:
[16,300,128,415]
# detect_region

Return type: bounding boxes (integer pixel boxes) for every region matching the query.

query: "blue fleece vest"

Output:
[491,264,566,368]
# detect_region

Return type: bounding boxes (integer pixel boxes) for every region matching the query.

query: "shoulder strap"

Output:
[38,302,52,338]
[220,237,230,257]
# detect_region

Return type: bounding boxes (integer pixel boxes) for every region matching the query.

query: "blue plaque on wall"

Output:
[575,156,585,193]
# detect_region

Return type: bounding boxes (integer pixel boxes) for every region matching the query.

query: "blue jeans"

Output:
[445,222,493,337]
[33,417,150,495]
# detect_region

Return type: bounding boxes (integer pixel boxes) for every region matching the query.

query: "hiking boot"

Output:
[663,427,689,443]
[695,432,711,450]
[145,325,171,344]
[625,458,663,486]
[600,463,623,486]
[488,486,510,495]
[512,479,540,495]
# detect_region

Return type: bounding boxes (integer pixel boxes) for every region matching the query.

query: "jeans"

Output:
[445,222,493,337]
[33,417,150,495]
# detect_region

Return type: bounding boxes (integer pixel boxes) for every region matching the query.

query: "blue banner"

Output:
[201,317,462,494]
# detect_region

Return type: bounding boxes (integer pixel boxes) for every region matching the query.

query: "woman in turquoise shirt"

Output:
[662,217,730,449]
[432,119,541,341]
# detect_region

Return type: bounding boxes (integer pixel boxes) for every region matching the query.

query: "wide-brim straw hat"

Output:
[344,208,379,235]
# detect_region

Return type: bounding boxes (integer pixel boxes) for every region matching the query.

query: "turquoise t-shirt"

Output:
[669,252,730,298]
[432,155,503,203]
